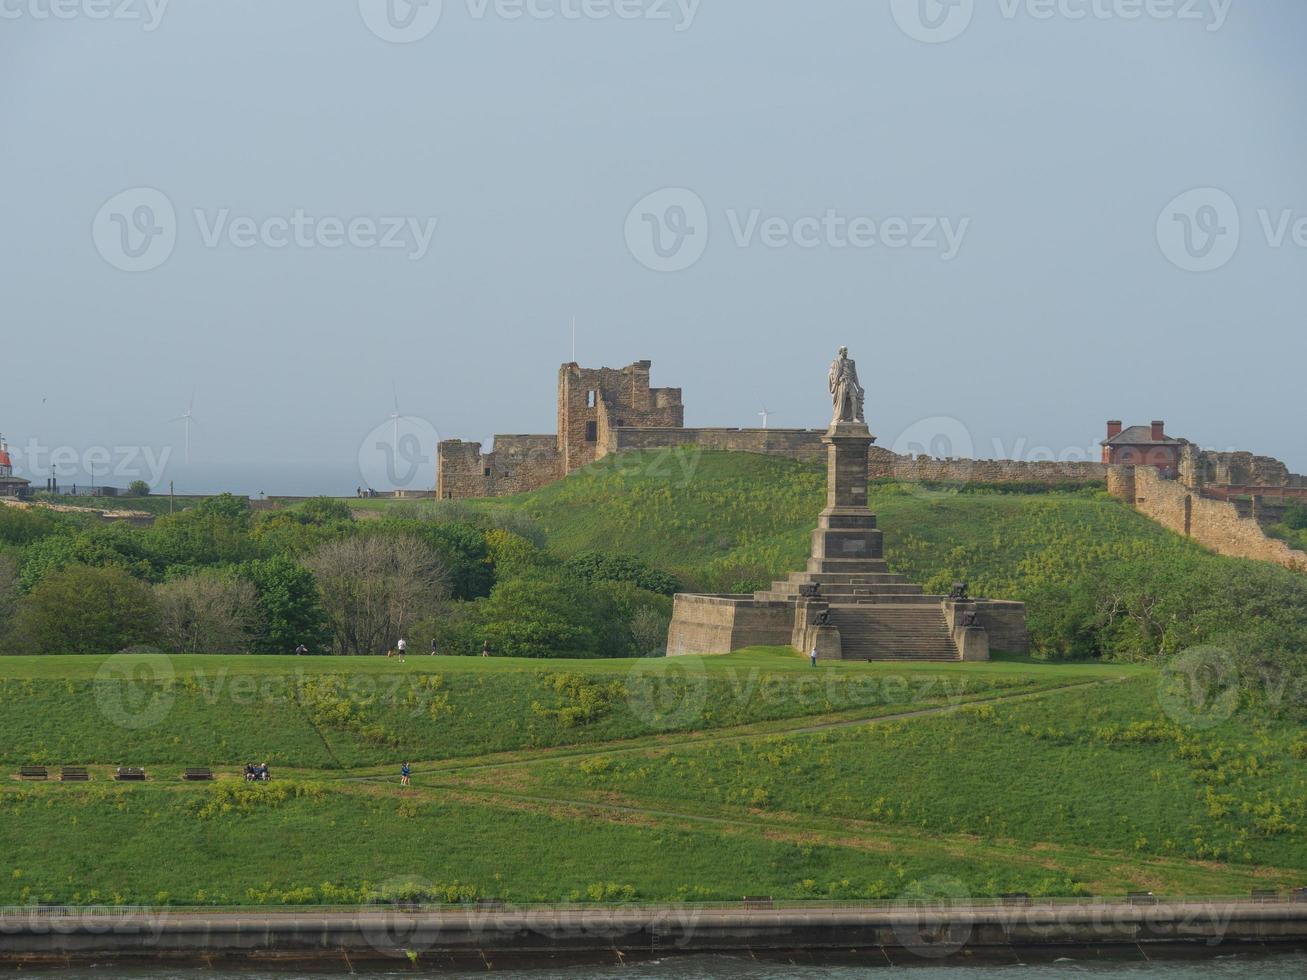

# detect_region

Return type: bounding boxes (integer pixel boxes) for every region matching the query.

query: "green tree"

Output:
[457,571,628,659]
[10,565,159,654]
[17,523,153,592]
[128,480,151,497]
[565,552,680,596]
[238,555,330,653]
[368,519,493,600]
[0,552,18,637]
[144,493,257,568]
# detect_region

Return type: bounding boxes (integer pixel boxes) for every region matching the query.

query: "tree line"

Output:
[0,496,674,658]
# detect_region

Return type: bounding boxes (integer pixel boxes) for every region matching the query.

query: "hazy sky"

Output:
[3,0,1305,494]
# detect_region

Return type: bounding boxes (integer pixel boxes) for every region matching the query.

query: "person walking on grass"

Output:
[810,646,818,668]
[400,761,411,787]
[397,637,407,663]
[430,638,439,656]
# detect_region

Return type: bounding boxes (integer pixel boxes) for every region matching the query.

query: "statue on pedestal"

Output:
[828,347,865,425]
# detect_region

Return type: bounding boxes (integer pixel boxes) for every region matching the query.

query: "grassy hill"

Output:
[422,451,1307,666]
[6,452,1307,908]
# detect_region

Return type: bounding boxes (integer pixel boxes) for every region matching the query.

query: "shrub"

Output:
[564,553,680,596]
[9,565,159,654]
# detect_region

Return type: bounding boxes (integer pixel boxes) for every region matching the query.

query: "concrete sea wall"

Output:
[3,901,1306,966]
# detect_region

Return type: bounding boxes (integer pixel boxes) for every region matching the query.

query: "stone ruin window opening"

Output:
[483,468,491,477]
[587,390,597,408]
[585,421,598,442]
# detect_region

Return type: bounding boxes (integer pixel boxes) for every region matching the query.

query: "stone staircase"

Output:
[755,571,935,605]
[828,604,959,662]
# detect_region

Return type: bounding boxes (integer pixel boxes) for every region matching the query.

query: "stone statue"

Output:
[828,347,865,424]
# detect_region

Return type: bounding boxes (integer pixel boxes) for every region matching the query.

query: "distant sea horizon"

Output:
[49,464,419,501]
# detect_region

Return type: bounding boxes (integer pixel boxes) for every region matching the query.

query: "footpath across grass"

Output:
[2,653,1300,905]
[0,651,1104,769]
[510,675,1307,872]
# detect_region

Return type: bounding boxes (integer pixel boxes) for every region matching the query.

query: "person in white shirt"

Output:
[397,637,407,663]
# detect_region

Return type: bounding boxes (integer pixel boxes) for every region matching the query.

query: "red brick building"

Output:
[1101,420,1185,478]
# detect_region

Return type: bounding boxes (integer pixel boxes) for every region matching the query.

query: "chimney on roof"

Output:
[1151,421,1166,441]
[1106,421,1123,440]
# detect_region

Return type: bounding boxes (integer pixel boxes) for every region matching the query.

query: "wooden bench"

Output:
[114,767,147,782]
[182,768,214,781]
[1251,890,1281,904]
[18,766,48,780]
[742,896,774,911]
[1127,892,1158,906]
[475,899,506,910]
[59,767,90,782]
[1291,888,1307,904]
[1000,893,1032,906]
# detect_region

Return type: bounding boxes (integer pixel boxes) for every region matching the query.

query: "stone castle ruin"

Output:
[666,348,1029,661]
[1108,438,1307,574]
[436,359,1108,500]
[436,354,1305,578]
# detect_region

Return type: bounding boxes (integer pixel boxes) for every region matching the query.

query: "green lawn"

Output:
[509,676,1307,870]
[5,775,1286,908]
[0,651,1096,769]
[2,653,1302,905]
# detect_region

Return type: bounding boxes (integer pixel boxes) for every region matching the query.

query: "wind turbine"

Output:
[758,405,772,429]
[389,385,412,456]
[170,392,199,464]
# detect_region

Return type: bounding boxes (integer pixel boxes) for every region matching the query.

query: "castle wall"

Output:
[609,427,828,463]
[612,429,1107,487]
[1129,467,1307,573]
[436,436,562,500]
[867,449,1107,486]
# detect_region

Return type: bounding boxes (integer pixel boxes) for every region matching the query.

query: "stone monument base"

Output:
[666,411,1030,661]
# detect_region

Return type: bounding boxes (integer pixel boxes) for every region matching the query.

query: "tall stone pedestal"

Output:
[664,352,1029,661]
[808,421,884,574]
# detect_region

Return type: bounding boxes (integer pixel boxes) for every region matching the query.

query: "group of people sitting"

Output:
[243,762,271,782]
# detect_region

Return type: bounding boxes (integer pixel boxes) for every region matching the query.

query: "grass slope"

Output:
[2,654,1301,905]
[510,676,1307,870]
[0,652,1067,768]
